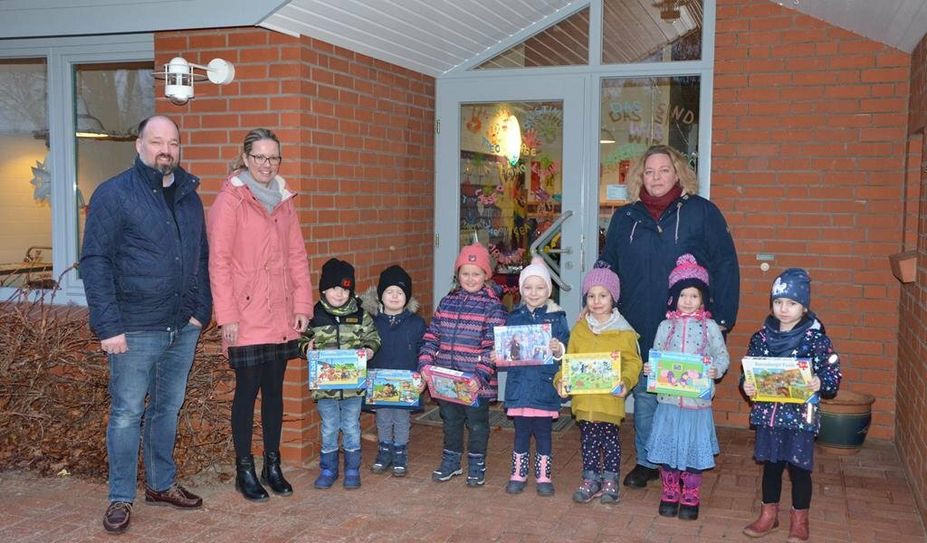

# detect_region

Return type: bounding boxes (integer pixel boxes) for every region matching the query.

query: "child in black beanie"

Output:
[362,265,426,477]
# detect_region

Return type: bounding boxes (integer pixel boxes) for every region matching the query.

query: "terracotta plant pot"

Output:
[888,251,917,283]
[818,391,875,455]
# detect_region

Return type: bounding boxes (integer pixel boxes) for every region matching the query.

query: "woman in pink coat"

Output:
[208,128,313,502]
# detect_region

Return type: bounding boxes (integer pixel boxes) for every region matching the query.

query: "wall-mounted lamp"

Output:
[600,129,616,144]
[153,57,235,105]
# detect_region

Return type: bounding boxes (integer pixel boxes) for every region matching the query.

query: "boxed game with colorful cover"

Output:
[493,323,555,367]
[365,369,422,407]
[308,349,367,390]
[560,352,622,395]
[647,349,713,399]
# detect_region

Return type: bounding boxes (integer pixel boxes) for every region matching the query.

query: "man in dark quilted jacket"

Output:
[81,115,212,535]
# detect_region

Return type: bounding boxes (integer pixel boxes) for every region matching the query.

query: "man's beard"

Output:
[155,154,176,175]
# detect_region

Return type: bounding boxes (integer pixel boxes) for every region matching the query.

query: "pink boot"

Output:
[678,471,702,521]
[658,467,681,517]
[505,451,528,494]
[535,453,554,497]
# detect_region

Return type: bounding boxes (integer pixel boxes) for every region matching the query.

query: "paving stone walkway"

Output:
[1,419,923,542]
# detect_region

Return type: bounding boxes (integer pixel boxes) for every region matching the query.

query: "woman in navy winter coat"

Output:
[598,144,740,489]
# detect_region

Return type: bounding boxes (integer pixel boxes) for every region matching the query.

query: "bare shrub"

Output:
[0,276,234,481]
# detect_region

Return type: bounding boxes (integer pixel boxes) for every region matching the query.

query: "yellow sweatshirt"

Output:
[558,313,642,425]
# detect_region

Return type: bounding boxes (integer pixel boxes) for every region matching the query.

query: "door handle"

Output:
[529,210,573,292]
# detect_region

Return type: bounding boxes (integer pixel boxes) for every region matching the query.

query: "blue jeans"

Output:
[631,375,658,469]
[317,396,363,453]
[107,323,201,503]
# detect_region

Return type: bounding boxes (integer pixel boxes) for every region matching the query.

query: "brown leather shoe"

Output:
[144,483,203,509]
[103,501,132,533]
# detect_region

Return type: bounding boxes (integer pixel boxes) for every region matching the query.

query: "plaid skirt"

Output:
[228,340,301,369]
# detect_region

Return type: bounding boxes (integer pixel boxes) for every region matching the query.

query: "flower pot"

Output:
[817,391,875,455]
[888,251,917,283]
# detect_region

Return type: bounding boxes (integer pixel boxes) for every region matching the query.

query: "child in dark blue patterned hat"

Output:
[741,268,842,542]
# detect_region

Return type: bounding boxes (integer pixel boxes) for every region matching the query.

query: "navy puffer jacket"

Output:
[370,309,426,372]
[502,300,570,412]
[81,157,212,339]
[599,193,739,363]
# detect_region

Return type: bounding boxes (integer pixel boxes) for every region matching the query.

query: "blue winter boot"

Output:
[391,444,408,477]
[432,449,462,482]
[343,448,362,489]
[313,450,339,489]
[466,452,486,487]
[371,442,392,474]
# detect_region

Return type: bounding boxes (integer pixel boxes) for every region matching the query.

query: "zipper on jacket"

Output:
[336,317,344,400]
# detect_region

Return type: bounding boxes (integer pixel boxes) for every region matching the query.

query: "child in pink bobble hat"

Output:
[644,253,729,521]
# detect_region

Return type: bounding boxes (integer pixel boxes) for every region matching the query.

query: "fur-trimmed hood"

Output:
[360,285,421,316]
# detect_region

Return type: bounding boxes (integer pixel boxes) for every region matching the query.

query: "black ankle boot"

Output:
[236,455,269,501]
[261,451,293,496]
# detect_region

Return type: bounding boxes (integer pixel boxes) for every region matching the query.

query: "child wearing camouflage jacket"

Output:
[299,258,381,491]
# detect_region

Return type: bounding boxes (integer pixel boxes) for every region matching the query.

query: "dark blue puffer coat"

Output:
[81,157,212,339]
[370,308,426,372]
[599,193,739,363]
[502,300,571,412]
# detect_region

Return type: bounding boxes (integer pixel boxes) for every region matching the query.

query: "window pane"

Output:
[597,76,700,252]
[602,0,702,64]
[460,101,563,308]
[0,58,53,289]
[475,8,589,70]
[75,62,154,268]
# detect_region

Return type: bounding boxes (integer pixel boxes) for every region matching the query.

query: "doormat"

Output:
[414,406,574,432]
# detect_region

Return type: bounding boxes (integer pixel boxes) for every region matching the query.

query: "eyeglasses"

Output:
[248,154,282,165]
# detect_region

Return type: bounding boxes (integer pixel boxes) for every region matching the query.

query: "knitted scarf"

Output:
[762,311,821,357]
[238,170,282,214]
[639,183,682,220]
[585,308,632,335]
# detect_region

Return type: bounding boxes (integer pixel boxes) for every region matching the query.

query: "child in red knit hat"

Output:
[418,242,505,487]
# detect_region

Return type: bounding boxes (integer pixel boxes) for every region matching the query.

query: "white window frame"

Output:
[0,34,154,305]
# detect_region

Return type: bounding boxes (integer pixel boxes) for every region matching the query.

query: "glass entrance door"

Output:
[435,75,588,320]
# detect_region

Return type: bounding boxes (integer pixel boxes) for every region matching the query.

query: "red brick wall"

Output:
[712,0,910,440]
[898,31,927,529]
[154,28,436,463]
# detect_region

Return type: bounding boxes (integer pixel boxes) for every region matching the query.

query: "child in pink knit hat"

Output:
[644,254,729,521]
[556,266,642,505]
[418,242,505,487]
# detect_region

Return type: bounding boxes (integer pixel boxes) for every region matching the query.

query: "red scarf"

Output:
[639,183,682,220]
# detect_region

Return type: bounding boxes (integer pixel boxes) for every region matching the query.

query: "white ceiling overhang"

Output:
[259,0,582,77]
[776,0,927,54]
[257,0,926,77]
